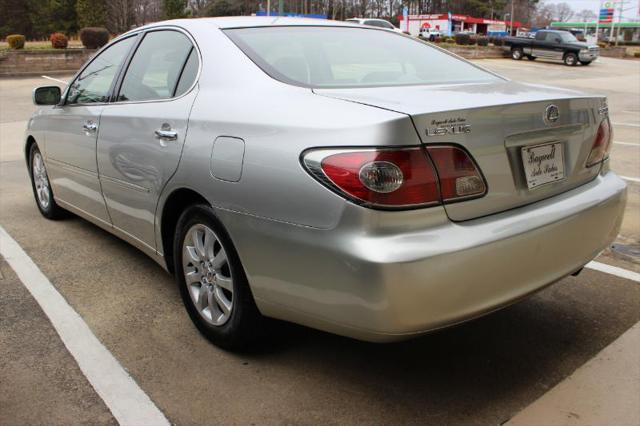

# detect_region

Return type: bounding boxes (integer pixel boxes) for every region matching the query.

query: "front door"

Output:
[97,29,199,251]
[44,36,137,223]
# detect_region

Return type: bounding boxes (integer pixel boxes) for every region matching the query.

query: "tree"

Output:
[163,0,187,18]
[554,2,573,22]
[107,0,136,32]
[575,9,596,23]
[76,0,106,28]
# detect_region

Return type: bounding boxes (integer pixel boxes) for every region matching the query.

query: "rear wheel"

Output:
[28,143,66,220]
[564,52,578,66]
[174,204,263,350]
[580,60,592,66]
[526,55,536,60]
[511,47,524,60]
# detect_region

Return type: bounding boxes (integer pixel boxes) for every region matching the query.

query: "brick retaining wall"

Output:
[0,49,96,77]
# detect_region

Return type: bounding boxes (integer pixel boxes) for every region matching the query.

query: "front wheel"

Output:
[28,143,66,220]
[564,52,578,66]
[174,204,263,350]
[580,60,592,66]
[511,48,524,60]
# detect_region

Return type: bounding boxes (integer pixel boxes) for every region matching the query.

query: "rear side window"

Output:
[225,26,501,88]
[117,30,196,102]
[66,37,135,105]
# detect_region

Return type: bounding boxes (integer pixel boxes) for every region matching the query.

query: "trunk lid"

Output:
[315,81,607,221]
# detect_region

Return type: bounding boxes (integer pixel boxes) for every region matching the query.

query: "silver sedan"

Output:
[26,17,626,350]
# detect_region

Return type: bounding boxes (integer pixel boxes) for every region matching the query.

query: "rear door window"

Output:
[117,30,196,102]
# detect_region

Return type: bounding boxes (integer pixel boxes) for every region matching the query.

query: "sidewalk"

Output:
[507,322,640,426]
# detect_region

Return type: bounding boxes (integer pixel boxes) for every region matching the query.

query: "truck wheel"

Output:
[564,53,578,66]
[526,55,536,60]
[511,48,524,60]
[580,60,592,66]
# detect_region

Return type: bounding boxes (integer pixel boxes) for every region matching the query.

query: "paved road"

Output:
[1,57,639,425]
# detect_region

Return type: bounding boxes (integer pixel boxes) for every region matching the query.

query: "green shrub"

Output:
[79,27,109,49]
[433,36,443,43]
[6,34,25,49]
[492,37,504,47]
[50,32,68,49]
[468,35,478,45]
[454,33,470,45]
[477,36,489,47]
[598,42,608,49]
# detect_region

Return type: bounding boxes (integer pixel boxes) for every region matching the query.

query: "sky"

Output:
[545,0,640,21]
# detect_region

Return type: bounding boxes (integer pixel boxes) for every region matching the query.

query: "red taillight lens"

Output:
[302,146,487,209]
[426,146,487,201]
[307,148,440,207]
[586,119,613,167]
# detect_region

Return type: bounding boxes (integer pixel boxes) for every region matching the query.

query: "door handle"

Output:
[83,121,97,134]
[154,129,178,141]
[154,124,178,142]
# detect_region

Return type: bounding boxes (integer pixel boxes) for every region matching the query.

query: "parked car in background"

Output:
[345,18,403,33]
[27,18,624,350]
[504,29,599,66]
[419,27,442,41]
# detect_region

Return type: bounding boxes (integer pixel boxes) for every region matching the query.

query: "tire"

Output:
[526,55,536,60]
[28,143,66,220]
[580,60,592,66]
[174,204,263,350]
[511,47,524,60]
[564,52,578,66]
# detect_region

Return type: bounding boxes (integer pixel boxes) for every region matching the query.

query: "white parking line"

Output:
[0,225,170,426]
[612,122,640,128]
[586,261,640,283]
[620,176,640,183]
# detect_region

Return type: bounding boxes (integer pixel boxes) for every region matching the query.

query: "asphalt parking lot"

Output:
[1,57,639,425]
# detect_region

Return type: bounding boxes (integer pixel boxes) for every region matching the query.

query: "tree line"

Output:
[1,0,586,40]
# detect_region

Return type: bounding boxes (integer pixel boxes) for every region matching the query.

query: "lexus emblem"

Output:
[544,104,560,125]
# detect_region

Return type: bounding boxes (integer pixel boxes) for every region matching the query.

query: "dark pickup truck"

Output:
[503,29,599,66]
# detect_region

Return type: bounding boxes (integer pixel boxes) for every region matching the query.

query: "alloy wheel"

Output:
[32,152,51,209]
[182,224,234,326]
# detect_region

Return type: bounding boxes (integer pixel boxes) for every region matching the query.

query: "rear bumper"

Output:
[227,171,626,342]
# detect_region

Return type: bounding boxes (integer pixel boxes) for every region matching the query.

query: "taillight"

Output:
[586,119,613,167]
[302,146,486,209]
[426,146,487,201]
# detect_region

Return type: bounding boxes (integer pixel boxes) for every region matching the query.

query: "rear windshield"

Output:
[224,26,501,88]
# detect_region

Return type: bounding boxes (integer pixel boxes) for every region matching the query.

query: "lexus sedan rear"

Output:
[26,17,626,349]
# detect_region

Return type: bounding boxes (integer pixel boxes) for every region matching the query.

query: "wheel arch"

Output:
[25,135,37,166]
[159,187,210,274]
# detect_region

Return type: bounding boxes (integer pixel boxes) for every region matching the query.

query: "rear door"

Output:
[97,29,200,251]
[44,36,136,223]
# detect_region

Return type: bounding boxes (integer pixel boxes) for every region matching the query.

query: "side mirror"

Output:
[33,86,61,106]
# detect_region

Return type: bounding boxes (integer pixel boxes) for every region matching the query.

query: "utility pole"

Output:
[614,0,628,46]
[510,0,515,36]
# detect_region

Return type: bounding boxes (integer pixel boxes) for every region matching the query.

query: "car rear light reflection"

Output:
[586,119,613,167]
[302,145,486,209]
[426,146,487,201]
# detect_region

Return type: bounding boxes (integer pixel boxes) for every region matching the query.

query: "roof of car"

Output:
[139,16,360,31]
